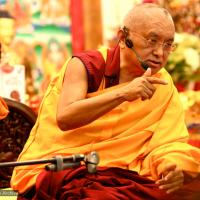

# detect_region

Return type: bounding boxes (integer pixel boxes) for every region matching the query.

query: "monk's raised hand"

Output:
[156,163,184,194]
[123,68,168,101]
[144,68,168,86]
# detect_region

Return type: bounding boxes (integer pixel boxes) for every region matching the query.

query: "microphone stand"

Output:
[0,151,100,173]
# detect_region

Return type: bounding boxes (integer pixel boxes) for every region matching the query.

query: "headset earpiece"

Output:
[122,26,134,49]
[122,26,149,70]
[125,38,134,49]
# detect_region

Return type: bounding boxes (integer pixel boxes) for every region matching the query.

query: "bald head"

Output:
[123,3,174,32]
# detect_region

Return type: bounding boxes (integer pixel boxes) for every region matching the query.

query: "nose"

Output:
[152,43,164,57]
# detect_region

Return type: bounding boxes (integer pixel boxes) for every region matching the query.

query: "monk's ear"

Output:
[117,29,125,41]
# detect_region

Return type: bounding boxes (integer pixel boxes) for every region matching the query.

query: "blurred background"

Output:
[0,0,200,125]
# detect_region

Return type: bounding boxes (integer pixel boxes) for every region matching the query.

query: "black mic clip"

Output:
[125,38,133,49]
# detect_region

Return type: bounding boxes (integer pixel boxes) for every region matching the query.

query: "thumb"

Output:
[143,68,151,77]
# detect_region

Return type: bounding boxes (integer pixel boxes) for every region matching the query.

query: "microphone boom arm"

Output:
[0,151,100,173]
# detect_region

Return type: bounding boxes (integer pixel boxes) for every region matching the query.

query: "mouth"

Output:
[147,60,162,69]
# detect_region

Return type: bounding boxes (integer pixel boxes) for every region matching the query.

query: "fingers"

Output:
[161,163,177,176]
[165,186,181,194]
[164,168,184,182]
[138,89,152,101]
[158,178,183,194]
[142,68,168,85]
[140,82,155,101]
[156,171,183,185]
[147,77,168,85]
[159,179,183,190]
[156,164,184,194]
[124,68,168,101]
[139,76,165,100]
[157,164,181,185]
[141,72,167,100]
[143,68,152,77]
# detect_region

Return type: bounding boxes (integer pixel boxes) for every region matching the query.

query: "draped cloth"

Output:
[11,46,200,197]
[0,96,8,120]
[18,166,200,200]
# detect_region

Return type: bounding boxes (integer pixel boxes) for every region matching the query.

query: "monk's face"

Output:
[124,8,175,75]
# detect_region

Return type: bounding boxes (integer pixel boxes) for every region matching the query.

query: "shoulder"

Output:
[72,48,107,69]
[71,48,108,92]
[156,68,174,87]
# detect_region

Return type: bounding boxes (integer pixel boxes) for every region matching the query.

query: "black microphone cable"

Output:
[122,26,149,71]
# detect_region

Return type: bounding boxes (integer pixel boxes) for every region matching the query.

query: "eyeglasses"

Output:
[132,32,176,52]
[122,26,176,52]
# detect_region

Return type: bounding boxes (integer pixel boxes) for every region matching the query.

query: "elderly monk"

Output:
[11,3,200,200]
[0,97,8,120]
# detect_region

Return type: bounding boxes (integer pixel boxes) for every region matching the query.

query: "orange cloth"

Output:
[0,97,8,120]
[11,56,200,194]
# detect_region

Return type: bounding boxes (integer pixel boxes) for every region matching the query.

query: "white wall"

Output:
[101,0,141,45]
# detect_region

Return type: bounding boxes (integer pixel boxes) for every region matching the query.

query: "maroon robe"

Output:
[18,166,200,200]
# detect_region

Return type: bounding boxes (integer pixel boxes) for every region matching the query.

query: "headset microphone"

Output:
[125,38,149,70]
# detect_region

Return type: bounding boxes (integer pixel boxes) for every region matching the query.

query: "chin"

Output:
[150,68,157,74]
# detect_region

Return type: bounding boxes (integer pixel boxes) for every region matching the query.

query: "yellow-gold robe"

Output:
[11,48,200,194]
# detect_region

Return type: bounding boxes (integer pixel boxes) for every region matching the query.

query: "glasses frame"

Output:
[122,26,176,53]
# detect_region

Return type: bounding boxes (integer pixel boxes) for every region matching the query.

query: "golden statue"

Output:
[0,10,36,103]
[0,10,20,65]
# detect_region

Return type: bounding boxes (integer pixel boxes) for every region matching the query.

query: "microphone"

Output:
[84,151,100,173]
[125,38,149,70]
[45,151,100,174]
[0,152,100,174]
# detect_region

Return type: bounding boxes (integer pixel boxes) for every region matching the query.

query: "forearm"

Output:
[57,87,125,131]
[56,61,168,131]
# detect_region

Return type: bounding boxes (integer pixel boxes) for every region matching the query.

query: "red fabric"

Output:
[73,50,106,92]
[17,166,200,200]
[189,139,200,148]
[73,45,120,92]
[70,0,84,53]
[104,45,120,88]
[194,81,200,90]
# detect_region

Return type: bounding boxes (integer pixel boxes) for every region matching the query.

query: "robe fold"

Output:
[11,46,200,198]
[0,97,8,120]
